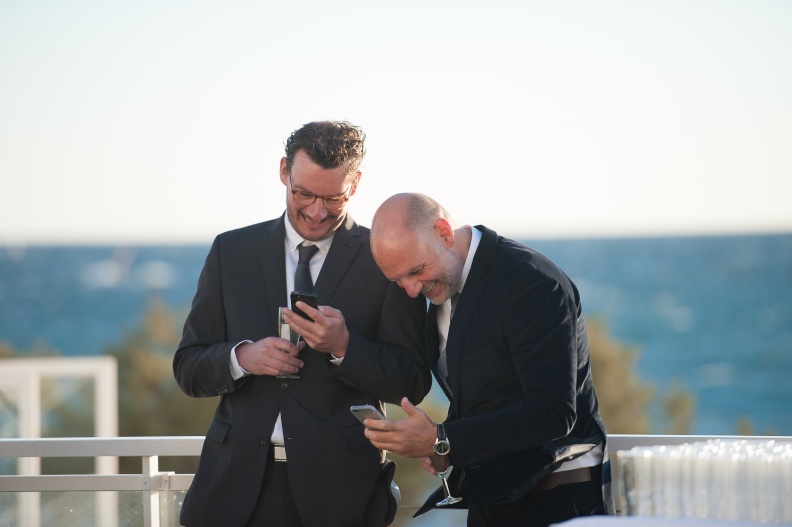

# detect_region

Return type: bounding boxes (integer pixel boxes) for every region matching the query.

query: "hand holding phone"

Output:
[350,404,385,425]
[290,291,319,321]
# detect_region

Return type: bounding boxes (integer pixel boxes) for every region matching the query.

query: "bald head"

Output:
[371,193,465,303]
[371,193,451,252]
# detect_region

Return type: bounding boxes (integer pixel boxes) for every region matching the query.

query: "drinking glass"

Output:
[277,307,300,379]
[436,465,462,506]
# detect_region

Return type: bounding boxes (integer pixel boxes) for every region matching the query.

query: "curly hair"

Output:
[284,121,366,175]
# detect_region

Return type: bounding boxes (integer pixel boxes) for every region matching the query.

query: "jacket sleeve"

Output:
[331,281,431,405]
[173,236,240,398]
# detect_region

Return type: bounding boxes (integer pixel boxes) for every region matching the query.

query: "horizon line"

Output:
[2,228,791,247]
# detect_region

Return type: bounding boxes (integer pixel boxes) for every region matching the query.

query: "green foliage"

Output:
[106,297,215,437]
[587,317,694,434]
[587,318,655,433]
[0,340,59,358]
[104,297,216,473]
[737,416,778,436]
[662,383,695,435]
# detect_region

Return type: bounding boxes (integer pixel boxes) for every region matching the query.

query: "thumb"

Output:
[400,397,421,417]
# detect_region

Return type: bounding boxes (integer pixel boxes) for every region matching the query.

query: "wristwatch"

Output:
[433,423,451,456]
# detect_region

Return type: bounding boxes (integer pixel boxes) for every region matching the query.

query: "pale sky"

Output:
[1,0,790,245]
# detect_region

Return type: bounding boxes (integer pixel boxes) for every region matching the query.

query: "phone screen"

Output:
[290,291,319,320]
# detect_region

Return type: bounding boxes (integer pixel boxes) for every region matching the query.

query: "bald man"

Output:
[364,193,614,527]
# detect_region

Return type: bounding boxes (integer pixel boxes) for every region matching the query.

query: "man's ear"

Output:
[279,158,289,186]
[434,218,455,247]
[348,171,362,197]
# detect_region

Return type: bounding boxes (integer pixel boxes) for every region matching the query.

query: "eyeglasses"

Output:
[289,176,352,211]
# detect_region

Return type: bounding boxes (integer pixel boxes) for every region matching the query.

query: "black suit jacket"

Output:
[174,214,430,527]
[418,226,614,514]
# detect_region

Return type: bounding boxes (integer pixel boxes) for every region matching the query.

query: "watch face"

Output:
[434,440,451,455]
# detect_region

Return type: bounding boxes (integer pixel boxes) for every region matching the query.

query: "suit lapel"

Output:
[446,226,498,401]
[313,215,363,302]
[259,215,289,315]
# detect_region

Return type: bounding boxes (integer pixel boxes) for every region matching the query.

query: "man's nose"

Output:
[304,199,328,219]
[399,279,423,298]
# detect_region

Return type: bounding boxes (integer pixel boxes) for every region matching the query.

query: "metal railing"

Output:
[1,434,790,526]
[0,436,202,527]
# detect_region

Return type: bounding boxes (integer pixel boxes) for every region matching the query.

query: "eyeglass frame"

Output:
[288,174,354,211]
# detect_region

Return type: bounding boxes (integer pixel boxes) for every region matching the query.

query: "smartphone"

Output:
[290,291,319,320]
[350,404,385,425]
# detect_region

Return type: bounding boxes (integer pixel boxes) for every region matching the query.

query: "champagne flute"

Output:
[436,465,462,506]
[277,307,300,379]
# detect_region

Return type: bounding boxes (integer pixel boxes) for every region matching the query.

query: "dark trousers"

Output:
[467,477,605,527]
[244,458,303,527]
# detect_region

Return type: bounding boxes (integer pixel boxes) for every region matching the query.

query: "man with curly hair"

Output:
[175,122,430,527]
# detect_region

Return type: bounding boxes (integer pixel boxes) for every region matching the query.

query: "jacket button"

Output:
[280,383,289,391]
[260,437,269,446]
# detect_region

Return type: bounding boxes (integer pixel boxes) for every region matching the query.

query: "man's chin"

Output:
[425,288,450,306]
[295,218,337,241]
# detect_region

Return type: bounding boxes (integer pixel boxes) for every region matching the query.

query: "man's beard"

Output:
[429,247,464,305]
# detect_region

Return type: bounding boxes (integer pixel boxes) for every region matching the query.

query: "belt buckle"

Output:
[272,444,287,462]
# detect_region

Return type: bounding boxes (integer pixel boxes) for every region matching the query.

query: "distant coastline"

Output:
[2,233,790,435]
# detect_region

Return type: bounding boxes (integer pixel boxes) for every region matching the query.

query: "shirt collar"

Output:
[458,226,482,294]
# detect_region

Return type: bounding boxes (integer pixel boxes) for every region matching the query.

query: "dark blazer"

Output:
[418,226,614,514]
[174,214,430,527]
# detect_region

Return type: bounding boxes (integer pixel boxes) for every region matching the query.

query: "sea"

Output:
[1,233,791,437]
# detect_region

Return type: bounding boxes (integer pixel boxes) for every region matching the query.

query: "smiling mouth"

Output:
[301,213,325,225]
[423,281,437,294]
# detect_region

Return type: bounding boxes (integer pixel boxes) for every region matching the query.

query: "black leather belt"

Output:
[533,466,594,491]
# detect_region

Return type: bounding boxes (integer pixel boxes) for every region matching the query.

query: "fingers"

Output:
[238,337,304,376]
[264,347,303,375]
[420,456,438,476]
[283,305,349,356]
[364,426,397,452]
[284,304,343,329]
[283,303,323,327]
[360,399,437,458]
[419,455,449,476]
[430,455,451,473]
[361,417,393,432]
[362,414,436,458]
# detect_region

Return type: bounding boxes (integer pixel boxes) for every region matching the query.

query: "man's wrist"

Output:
[330,333,349,362]
[230,340,253,379]
[432,423,451,456]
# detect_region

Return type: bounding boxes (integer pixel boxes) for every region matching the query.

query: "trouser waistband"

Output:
[532,466,595,492]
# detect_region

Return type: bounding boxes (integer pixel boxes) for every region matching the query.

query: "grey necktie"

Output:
[294,243,319,293]
[437,293,460,395]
